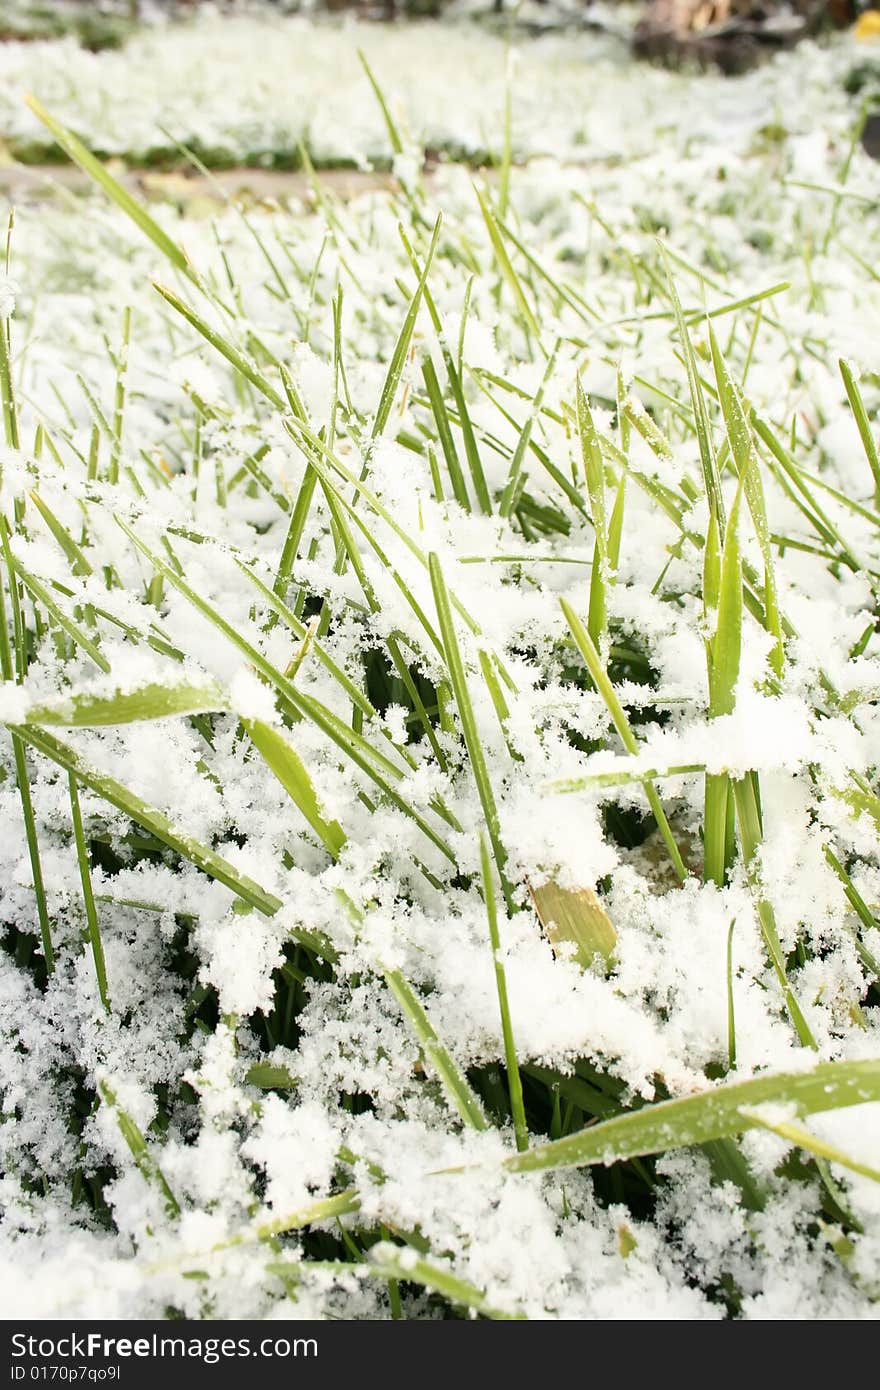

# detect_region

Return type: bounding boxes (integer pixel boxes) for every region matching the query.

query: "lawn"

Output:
[1,8,879,1320]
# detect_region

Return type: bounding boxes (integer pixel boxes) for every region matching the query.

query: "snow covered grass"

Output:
[2,23,880,1319]
[0,9,869,171]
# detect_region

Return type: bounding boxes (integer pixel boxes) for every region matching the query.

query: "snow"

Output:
[0,10,879,1321]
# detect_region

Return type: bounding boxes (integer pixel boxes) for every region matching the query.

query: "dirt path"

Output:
[0,162,399,207]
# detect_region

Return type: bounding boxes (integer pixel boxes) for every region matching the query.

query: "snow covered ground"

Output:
[0,9,870,168]
[1,14,880,1319]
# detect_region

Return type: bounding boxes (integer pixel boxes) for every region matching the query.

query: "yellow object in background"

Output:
[855,9,880,39]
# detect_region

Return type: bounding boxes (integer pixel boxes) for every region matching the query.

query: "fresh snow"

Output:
[0,12,879,1319]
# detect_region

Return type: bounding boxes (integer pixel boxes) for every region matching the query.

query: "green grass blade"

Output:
[622,394,674,462]
[235,559,377,720]
[480,834,527,1152]
[283,420,513,681]
[293,450,445,657]
[358,49,404,155]
[732,774,816,1049]
[710,324,783,678]
[546,761,705,794]
[371,217,440,443]
[660,245,724,523]
[704,772,732,891]
[474,184,541,342]
[23,681,225,727]
[382,967,488,1132]
[710,485,743,715]
[24,97,191,278]
[429,553,513,910]
[29,492,93,577]
[99,1079,179,1218]
[336,890,484,1125]
[503,1059,880,1174]
[108,305,131,486]
[0,283,20,450]
[243,718,346,859]
[490,211,600,327]
[607,473,625,573]
[703,503,721,616]
[726,919,737,1070]
[823,846,880,978]
[445,356,491,514]
[739,1105,880,1185]
[0,541,54,970]
[116,517,454,860]
[477,648,519,761]
[499,343,558,519]
[274,463,318,599]
[153,283,285,409]
[11,560,111,674]
[422,356,470,511]
[561,599,687,882]
[397,225,491,513]
[11,725,285,921]
[577,378,608,649]
[577,378,607,558]
[9,736,55,970]
[69,774,110,1012]
[245,1063,298,1090]
[213,1188,361,1252]
[368,1243,524,1320]
[839,357,880,510]
[704,484,743,886]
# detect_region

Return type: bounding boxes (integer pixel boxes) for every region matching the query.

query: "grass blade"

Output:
[839,357,880,510]
[546,761,705,794]
[99,1079,179,1218]
[422,355,470,511]
[429,554,513,910]
[480,835,527,1152]
[29,492,92,577]
[358,49,404,156]
[660,245,724,523]
[371,217,440,443]
[0,529,54,970]
[739,1105,880,1185]
[368,1243,524,1320]
[116,518,455,862]
[499,343,559,519]
[823,846,880,978]
[732,775,816,1048]
[153,283,285,409]
[529,878,616,971]
[504,1059,880,1174]
[23,681,225,728]
[283,416,508,653]
[69,774,110,1012]
[10,725,285,921]
[0,244,20,450]
[8,735,54,971]
[474,184,541,343]
[561,599,687,882]
[243,717,346,859]
[710,324,783,678]
[11,561,111,675]
[383,967,488,1132]
[576,379,608,649]
[24,97,191,278]
[704,484,743,887]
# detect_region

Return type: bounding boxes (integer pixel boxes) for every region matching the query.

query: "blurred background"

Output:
[0,1,871,57]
